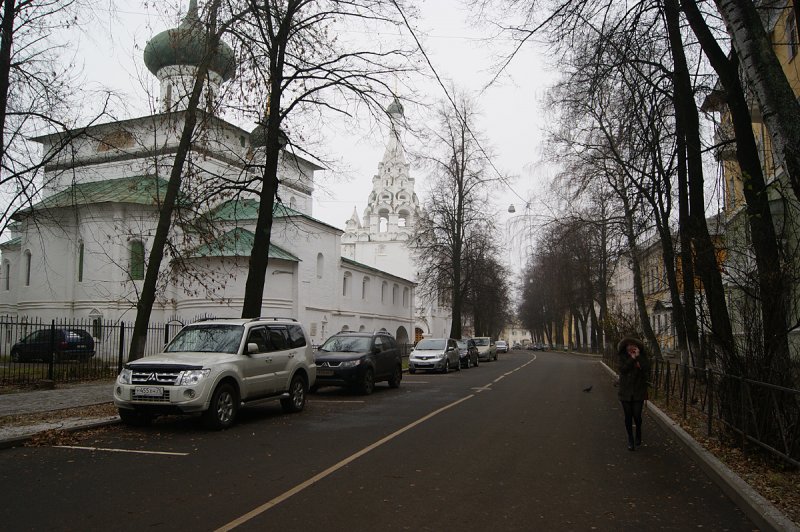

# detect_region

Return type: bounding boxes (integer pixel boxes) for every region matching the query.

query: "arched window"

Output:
[129,240,145,281]
[378,208,390,233]
[403,287,409,307]
[342,271,352,297]
[24,250,31,286]
[341,324,350,332]
[78,242,84,282]
[359,325,366,332]
[392,284,399,305]
[289,196,297,210]
[362,276,370,300]
[316,253,324,279]
[381,281,388,303]
[3,261,9,291]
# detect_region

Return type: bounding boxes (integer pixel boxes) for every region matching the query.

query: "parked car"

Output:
[114,317,315,429]
[11,328,95,363]
[314,330,402,394]
[408,338,460,373]
[512,343,522,350]
[496,340,509,353]
[473,336,497,361]
[457,338,479,369]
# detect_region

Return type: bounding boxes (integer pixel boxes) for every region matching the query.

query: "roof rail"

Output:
[249,316,298,322]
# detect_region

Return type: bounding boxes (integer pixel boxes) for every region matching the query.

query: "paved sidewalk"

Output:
[0,381,118,446]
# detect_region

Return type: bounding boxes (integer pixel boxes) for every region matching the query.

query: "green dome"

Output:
[143,0,236,81]
[387,97,404,116]
[250,123,288,148]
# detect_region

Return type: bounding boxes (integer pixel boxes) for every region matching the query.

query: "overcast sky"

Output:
[72,0,557,269]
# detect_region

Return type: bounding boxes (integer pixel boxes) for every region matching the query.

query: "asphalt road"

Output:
[0,350,755,531]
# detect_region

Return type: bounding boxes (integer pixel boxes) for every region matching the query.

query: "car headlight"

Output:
[117,368,132,385]
[340,360,361,368]
[179,369,211,386]
[435,353,445,359]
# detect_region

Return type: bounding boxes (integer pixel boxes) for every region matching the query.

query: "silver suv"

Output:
[114,317,316,429]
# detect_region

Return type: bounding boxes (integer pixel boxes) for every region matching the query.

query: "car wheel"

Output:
[474,356,479,367]
[202,382,239,430]
[10,349,23,363]
[388,365,402,388]
[409,367,416,374]
[118,409,153,427]
[441,359,449,374]
[281,374,307,413]
[359,367,375,395]
[455,357,461,371]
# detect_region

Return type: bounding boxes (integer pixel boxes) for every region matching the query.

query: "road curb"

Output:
[0,416,120,450]
[599,361,798,532]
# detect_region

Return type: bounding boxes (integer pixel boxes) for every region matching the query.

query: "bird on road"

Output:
[583,385,593,392]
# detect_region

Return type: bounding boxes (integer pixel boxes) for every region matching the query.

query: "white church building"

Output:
[0,1,414,348]
[341,99,451,342]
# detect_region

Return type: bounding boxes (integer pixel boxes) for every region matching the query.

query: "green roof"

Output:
[189,227,299,261]
[17,175,176,216]
[0,236,21,249]
[208,199,309,222]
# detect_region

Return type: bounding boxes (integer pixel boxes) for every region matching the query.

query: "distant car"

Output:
[496,340,509,353]
[473,336,497,361]
[512,343,522,350]
[314,330,402,394]
[409,338,460,373]
[457,339,479,369]
[11,328,95,363]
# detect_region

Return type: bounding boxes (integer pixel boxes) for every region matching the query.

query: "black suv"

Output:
[314,331,402,394]
[11,328,95,363]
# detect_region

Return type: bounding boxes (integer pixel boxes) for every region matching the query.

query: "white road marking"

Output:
[216,355,539,531]
[215,394,475,532]
[309,400,365,403]
[54,445,188,456]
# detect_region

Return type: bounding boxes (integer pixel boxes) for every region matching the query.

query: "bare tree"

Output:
[0,0,112,237]
[412,92,496,339]
[225,0,418,318]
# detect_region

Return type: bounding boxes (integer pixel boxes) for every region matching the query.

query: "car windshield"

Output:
[318,336,371,353]
[416,339,446,350]
[165,325,244,354]
[473,338,489,346]
[497,341,506,345]
[456,340,467,349]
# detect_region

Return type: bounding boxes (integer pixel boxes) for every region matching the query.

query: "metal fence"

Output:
[0,316,186,386]
[604,351,800,467]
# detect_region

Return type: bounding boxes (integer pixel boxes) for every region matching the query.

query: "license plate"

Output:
[317,369,334,377]
[134,386,164,397]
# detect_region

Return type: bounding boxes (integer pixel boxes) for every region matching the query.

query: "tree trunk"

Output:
[0,0,16,162]
[129,1,222,360]
[665,0,734,363]
[714,0,800,203]
[684,0,791,380]
[241,12,292,318]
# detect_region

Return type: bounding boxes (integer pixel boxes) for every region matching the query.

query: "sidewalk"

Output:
[0,381,119,447]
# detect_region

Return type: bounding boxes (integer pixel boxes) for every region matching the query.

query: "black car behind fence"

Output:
[0,316,187,386]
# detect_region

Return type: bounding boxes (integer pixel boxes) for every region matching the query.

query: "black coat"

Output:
[617,337,650,401]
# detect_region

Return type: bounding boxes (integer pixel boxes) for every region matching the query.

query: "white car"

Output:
[409,338,461,374]
[473,337,497,361]
[114,318,316,429]
[496,340,509,353]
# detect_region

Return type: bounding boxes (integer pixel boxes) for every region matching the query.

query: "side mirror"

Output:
[247,342,259,354]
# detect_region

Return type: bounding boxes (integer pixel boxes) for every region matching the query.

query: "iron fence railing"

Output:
[603,350,800,467]
[0,316,186,386]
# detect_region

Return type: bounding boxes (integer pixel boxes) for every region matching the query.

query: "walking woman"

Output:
[617,337,650,451]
